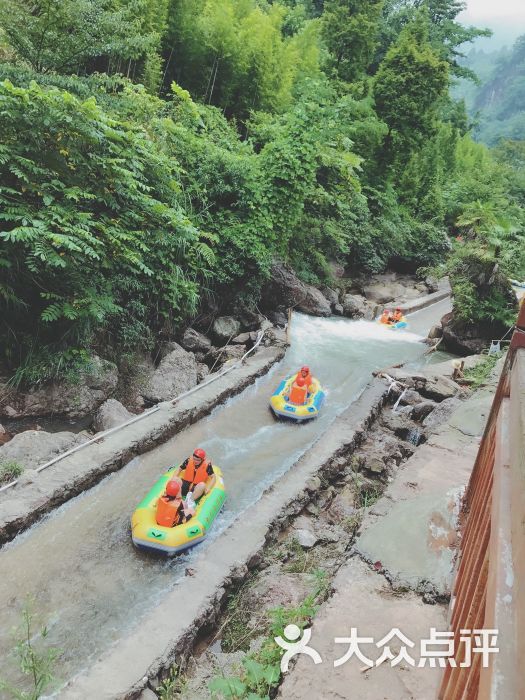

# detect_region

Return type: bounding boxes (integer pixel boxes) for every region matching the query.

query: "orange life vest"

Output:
[289,382,308,405]
[296,372,313,387]
[181,457,211,487]
[156,496,183,528]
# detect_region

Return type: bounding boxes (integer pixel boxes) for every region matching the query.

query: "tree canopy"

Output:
[0,0,522,380]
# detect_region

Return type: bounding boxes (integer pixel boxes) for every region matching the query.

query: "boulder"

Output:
[362,282,406,305]
[388,368,459,402]
[333,303,344,316]
[93,399,133,432]
[261,262,331,317]
[143,344,197,403]
[293,528,318,549]
[427,324,443,340]
[0,355,118,420]
[234,305,266,331]
[305,475,322,492]
[232,332,252,345]
[381,411,414,438]
[208,345,246,364]
[423,397,462,430]
[365,456,387,474]
[0,429,89,471]
[399,389,423,406]
[412,401,438,422]
[212,316,241,344]
[268,310,288,327]
[325,490,356,525]
[423,375,460,402]
[320,286,339,308]
[180,328,212,353]
[342,293,366,318]
[425,276,439,293]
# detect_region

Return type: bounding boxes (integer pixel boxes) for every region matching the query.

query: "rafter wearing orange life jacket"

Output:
[289,375,308,405]
[295,365,313,389]
[156,479,186,528]
[179,450,214,498]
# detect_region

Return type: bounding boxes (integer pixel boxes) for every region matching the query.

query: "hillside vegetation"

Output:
[0,0,523,382]
[455,35,525,145]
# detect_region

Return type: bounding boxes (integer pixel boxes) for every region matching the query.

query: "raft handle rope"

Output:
[0,327,269,495]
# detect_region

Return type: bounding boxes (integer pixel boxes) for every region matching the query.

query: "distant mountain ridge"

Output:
[454,34,525,145]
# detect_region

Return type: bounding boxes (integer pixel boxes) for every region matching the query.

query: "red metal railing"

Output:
[439,304,525,699]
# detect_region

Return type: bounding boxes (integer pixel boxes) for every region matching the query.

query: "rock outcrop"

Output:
[388,368,460,402]
[180,328,212,353]
[212,316,242,344]
[93,399,134,432]
[261,262,331,317]
[0,429,89,471]
[143,344,197,403]
[0,355,118,419]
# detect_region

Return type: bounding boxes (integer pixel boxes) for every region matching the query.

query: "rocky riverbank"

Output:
[128,355,497,700]
[56,345,495,700]
[0,263,443,471]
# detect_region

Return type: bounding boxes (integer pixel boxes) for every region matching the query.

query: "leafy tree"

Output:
[0,79,209,371]
[162,0,319,118]
[373,11,449,175]
[322,0,384,82]
[0,0,166,91]
[374,0,490,78]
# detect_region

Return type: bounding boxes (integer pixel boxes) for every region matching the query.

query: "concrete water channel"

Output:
[0,300,451,697]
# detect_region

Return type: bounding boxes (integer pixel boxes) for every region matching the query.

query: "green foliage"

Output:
[8,348,92,390]
[0,0,167,90]
[455,35,525,146]
[0,79,206,373]
[443,243,517,326]
[162,0,320,118]
[464,352,503,390]
[0,600,60,700]
[208,574,326,700]
[375,0,490,79]
[322,0,384,82]
[373,11,449,174]
[0,460,24,483]
[0,0,522,381]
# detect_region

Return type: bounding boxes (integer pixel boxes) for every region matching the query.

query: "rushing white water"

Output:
[0,302,451,694]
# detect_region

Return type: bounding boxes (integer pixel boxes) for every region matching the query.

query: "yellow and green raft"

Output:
[270,376,325,421]
[131,465,226,555]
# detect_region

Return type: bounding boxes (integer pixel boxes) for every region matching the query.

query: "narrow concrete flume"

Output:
[0,301,451,697]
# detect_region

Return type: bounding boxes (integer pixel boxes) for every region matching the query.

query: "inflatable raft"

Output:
[131,465,225,555]
[270,376,325,421]
[378,316,408,330]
